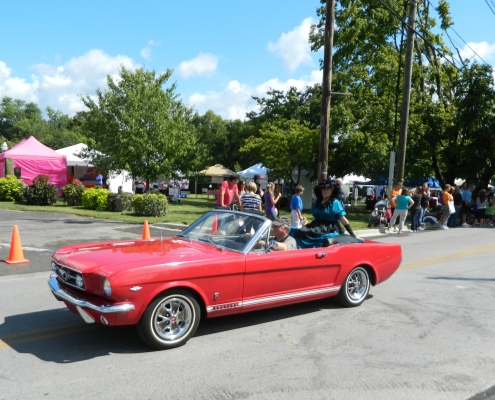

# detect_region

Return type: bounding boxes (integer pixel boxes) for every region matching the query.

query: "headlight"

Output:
[103,278,112,296]
[75,274,84,288]
[51,260,57,272]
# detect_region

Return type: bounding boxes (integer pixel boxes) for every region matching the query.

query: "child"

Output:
[485,200,494,225]
[290,185,305,228]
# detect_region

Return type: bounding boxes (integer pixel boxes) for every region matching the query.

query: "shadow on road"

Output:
[0,295,365,362]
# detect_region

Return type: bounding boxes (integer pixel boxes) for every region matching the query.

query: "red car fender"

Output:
[140,280,210,313]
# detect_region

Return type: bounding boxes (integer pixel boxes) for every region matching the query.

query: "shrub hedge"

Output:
[22,174,58,205]
[81,187,110,210]
[133,193,168,216]
[0,175,25,201]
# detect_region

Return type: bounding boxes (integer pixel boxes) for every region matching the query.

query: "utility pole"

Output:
[395,0,417,183]
[318,0,335,182]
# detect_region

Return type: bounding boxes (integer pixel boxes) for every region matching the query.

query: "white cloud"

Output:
[0,50,139,115]
[459,41,495,62]
[0,61,39,102]
[267,17,314,72]
[141,40,159,61]
[177,53,218,78]
[188,69,322,120]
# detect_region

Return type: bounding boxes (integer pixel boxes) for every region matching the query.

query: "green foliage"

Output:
[107,192,134,212]
[81,187,110,210]
[22,174,58,205]
[0,175,25,201]
[80,66,196,186]
[62,181,86,205]
[243,86,320,189]
[0,97,87,148]
[133,194,168,217]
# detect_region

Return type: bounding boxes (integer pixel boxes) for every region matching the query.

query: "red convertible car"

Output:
[48,210,402,350]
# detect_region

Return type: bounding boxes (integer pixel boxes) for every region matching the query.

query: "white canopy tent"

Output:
[56,143,133,194]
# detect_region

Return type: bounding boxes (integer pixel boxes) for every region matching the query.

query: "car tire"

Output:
[137,290,200,350]
[337,266,370,307]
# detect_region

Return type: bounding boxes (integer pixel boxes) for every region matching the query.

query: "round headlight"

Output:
[51,261,57,272]
[75,274,84,288]
[103,278,112,297]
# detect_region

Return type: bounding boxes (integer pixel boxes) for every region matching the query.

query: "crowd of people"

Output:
[213,174,358,251]
[384,181,493,233]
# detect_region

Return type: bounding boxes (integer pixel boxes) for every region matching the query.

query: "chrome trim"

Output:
[48,275,135,314]
[51,259,86,291]
[206,285,341,313]
[130,286,142,292]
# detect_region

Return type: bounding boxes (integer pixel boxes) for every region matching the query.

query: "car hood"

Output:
[53,238,229,274]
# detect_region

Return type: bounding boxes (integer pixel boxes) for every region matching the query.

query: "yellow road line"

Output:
[399,243,495,271]
[0,326,96,348]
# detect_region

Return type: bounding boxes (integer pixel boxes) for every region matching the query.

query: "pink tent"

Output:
[0,136,67,188]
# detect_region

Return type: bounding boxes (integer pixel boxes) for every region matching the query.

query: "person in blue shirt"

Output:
[461,184,475,227]
[291,180,356,248]
[290,185,305,228]
[95,173,103,187]
[389,188,414,233]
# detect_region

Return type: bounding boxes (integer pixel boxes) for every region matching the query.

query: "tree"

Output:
[80,67,196,186]
[309,0,462,181]
[241,119,319,192]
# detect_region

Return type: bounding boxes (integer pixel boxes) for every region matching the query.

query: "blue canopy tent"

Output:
[403,177,441,188]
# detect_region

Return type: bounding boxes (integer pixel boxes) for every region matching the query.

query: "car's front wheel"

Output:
[138,290,200,350]
[337,266,370,307]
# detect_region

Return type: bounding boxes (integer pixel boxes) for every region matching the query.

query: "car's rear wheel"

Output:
[337,266,370,307]
[137,290,200,350]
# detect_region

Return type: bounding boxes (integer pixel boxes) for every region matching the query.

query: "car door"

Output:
[242,229,342,311]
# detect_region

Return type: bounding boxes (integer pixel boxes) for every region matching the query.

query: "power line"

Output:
[449,26,491,65]
[484,0,495,16]
[375,0,460,70]
[423,0,492,66]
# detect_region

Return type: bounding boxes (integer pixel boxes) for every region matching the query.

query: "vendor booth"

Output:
[0,136,67,188]
[55,144,132,193]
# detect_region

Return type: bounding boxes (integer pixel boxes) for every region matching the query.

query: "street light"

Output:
[1,142,8,152]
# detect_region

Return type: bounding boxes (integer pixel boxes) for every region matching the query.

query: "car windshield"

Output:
[178,211,267,252]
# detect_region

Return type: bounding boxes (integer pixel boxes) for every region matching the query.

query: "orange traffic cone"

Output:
[4,225,29,264]
[211,214,218,235]
[142,220,151,240]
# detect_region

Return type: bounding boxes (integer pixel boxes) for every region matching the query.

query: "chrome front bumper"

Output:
[48,274,135,313]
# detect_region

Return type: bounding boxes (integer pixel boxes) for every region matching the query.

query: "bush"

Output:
[22,174,58,205]
[81,187,110,210]
[0,175,25,201]
[133,194,168,216]
[107,192,134,212]
[62,181,86,206]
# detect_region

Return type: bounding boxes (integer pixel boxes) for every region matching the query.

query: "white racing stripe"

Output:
[206,286,341,313]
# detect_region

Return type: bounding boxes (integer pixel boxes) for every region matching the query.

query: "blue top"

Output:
[462,189,472,203]
[312,199,346,222]
[96,174,103,185]
[290,195,303,212]
[396,195,411,210]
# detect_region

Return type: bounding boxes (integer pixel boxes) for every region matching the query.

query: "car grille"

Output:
[52,261,85,290]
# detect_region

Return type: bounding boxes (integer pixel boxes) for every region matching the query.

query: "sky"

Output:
[1,0,494,121]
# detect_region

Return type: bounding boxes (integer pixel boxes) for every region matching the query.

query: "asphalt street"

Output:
[0,209,495,400]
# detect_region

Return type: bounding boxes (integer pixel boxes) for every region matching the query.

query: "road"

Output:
[0,209,494,400]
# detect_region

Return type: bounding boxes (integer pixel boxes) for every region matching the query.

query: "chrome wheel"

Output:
[153,297,192,341]
[138,290,200,350]
[346,269,368,302]
[337,266,370,307]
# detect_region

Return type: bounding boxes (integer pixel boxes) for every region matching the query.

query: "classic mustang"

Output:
[48,210,402,350]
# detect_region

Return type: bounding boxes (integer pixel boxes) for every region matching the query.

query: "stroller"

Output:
[368,199,388,229]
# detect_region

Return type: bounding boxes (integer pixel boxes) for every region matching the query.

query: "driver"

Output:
[270,216,297,251]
